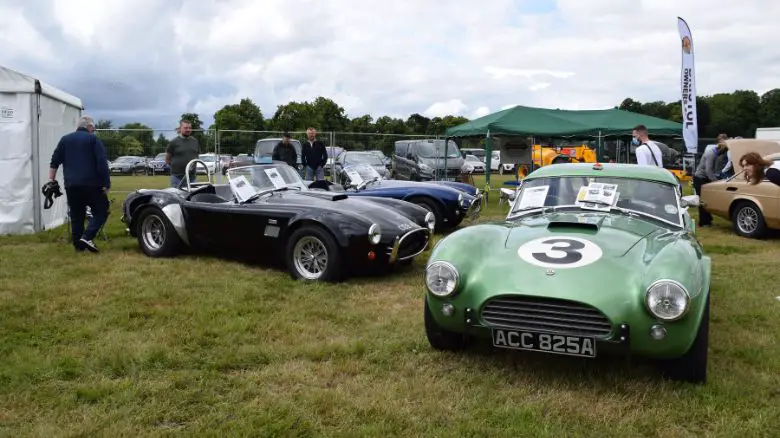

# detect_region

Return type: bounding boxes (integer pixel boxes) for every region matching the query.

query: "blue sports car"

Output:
[307,164,482,231]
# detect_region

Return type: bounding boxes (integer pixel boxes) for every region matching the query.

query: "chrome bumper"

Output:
[461,194,483,220]
[388,227,433,263]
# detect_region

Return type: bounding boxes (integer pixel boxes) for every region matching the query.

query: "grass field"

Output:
[1,173,779,437]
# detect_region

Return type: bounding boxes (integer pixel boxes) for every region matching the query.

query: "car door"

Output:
[182,201,235,246]
[228,201,297,251]
[394,142,410,180]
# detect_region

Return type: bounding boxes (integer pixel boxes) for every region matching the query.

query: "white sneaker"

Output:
[79,238,99,253]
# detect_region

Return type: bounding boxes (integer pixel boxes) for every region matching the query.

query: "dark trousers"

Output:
[692,176,713,225]
[766,168,780,186]
[66,186,109,247]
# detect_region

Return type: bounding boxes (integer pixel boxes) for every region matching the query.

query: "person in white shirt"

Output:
[631,125,663,167]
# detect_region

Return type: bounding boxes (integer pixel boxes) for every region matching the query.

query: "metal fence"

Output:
[96,128,446,186]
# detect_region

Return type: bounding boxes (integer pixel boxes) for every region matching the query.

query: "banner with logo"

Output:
[677,17,698,154]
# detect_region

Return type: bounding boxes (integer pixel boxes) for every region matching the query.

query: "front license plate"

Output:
[491,328,596,358]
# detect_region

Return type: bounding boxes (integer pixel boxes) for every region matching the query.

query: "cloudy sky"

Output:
[1,0,777,131]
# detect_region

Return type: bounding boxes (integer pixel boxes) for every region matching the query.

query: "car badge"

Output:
[545,269,555,276]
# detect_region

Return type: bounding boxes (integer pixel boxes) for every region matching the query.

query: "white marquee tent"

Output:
[0,65,83,235]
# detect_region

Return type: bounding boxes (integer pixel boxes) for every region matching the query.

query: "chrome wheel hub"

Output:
[737,207,758,233]
[293,236,328,280]
[141,214,166,250]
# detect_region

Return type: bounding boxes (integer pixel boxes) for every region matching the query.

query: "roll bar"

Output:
[180,159,214,191]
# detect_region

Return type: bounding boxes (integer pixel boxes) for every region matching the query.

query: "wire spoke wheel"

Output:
[737,207,758,233]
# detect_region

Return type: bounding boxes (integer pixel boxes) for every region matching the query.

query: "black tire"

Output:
[660,293,709,384]
[285,225,343,282]
[731,201,767,238]
[407,197,444,231]
[424,299,466,351]
[135,207,183,257]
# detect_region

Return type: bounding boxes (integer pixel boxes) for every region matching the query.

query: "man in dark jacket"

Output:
[272,132,298,167]
[302,127,328,180]
[48,115,111,253]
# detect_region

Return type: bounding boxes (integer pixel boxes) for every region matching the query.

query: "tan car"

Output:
[700,139,780,238]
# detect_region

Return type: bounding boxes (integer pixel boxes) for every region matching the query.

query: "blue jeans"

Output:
[171,173,196,188]
[305,166,325,181]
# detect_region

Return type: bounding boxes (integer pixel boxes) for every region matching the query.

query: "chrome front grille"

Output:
[481,296,613,337]
[386,228,429,261]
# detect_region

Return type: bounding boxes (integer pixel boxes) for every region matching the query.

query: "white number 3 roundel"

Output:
[517,236,603,269]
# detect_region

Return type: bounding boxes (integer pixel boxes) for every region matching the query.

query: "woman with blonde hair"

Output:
[739,152,780,186]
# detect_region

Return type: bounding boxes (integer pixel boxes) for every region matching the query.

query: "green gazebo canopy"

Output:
[445,105,683,138]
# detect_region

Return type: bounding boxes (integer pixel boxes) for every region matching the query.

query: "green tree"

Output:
[153,134,170,154]
[349,114,375,133]
[759,88,780,128]
[119,135,144,156]
[211,98,266,155]
[406,113,430,134]
[118,122,154,156]
[311,97,349,132]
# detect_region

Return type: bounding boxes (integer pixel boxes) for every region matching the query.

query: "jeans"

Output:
[66,186,109,247]
[171,173,196,188]
[305,166,325,181]
[692,176,713,225]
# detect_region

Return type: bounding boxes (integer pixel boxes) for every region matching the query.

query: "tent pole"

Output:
[485,130,491,188]
[444,137,448,181]
[31,86,42,233]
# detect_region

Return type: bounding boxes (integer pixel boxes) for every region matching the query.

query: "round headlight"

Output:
[368,223,382,245]
[645,280,690,321]
[425,261,459,297]
[425,212,436,230]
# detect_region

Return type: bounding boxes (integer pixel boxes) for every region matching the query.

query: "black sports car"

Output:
[121,160,436,281]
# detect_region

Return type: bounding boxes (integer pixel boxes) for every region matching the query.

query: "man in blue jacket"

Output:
[48,115,111,252]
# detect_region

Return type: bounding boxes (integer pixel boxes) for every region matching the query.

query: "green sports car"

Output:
[423,162,712,383]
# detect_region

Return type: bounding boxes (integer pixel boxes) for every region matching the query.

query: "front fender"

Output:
[353,195,429,225]
[286,211,370,247]
[124,190,190,245]
[428,223,510,273]
[430,180,478,196]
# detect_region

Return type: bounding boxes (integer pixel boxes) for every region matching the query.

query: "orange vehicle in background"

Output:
[528,143,692,183]
[531,144,597,167]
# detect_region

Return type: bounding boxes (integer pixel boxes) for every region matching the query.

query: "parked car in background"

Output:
[368,149,391,166]
[197,153,217,175]
[110,156,148,175]
[700,138,780,238]
[392,139,464,181]
[308,163,481,231]
[147,153,170,175]
[461,154,486,174]
[332,150,390,184]
[225,154,255,173]
[324,146,345,177]
[460,148,486,160]
[254,138,304,174]
[219,155,232,175]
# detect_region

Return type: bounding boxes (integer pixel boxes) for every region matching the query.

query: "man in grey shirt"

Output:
[166,120,201,188]
[693,141,728,226]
